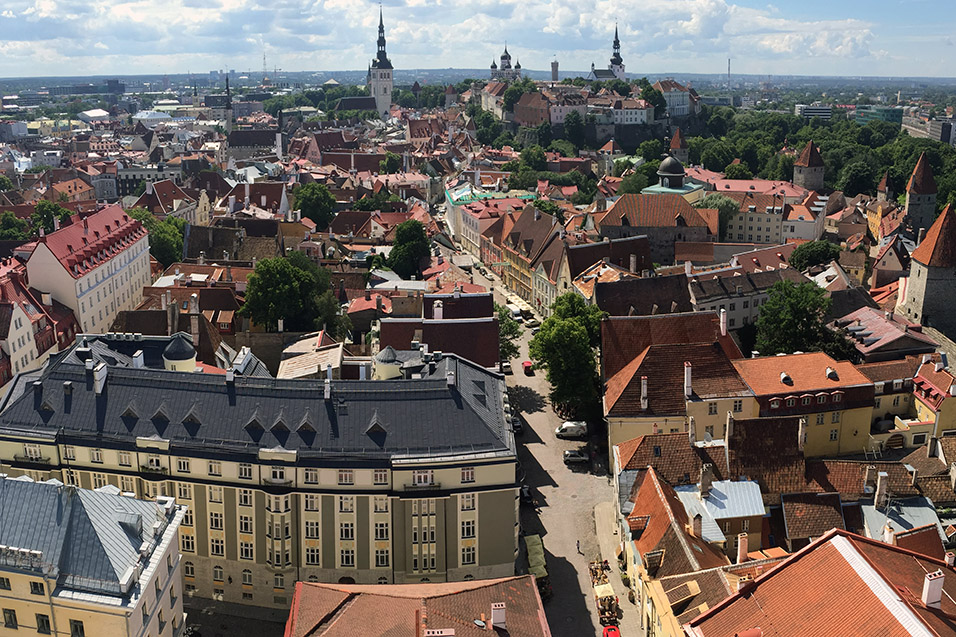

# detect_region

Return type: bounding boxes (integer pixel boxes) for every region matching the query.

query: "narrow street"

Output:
[469,265,642,636]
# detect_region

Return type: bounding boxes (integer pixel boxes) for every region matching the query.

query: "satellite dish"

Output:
[474,620,487,628]
[704,432,713,443]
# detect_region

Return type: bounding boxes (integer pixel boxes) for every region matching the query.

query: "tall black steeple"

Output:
[372,6,393,70]
[610,24,623,66]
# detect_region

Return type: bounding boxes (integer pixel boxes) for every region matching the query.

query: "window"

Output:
[817,395,827,404]
[833,393,842,403]
[732,400,742,413]
[183,509,194,526]
[90,448,103,463]
[177,458,190,473]
[210,511,223,530]
[375,549,390,568]
[274,573,285,589]
[374,469,388,485]
[306,547,321,565]
[913,433,928,446]
[116,451,131,466]
[802,396,812,405]
[36,614,51,634]
[239,515,253,534]
[3,609,17,629]
[829,429,839,442]
[461,520,476,538]
[240,542,254,560]
[462,546,476,565]
[832,412,841,423]
[30,581,44,595]
[208,461,221,476]
[271,467,286,482]
[211,538,224,556]
[893,396,901,407]
[213,565,224,581]
[461,493,475,511]
[413,470,433,486]
[340,522,354,540]
[786,398,795,407]
[375,522,390,540]
[305,520,320,539]
[339,496,354,513]
[64,445,76,460]
[0,577,9,590]
[178,483,192,500]
[304,494,319,511]
[181,535,195,552]
[461,467,475,483]
[875,398,882,409]
[238,463,252,480]
[304,468,319,484]
[708,402,718,415]
[242,569,253,586]
[341,549,355,567]
[770,399,780,409]
[208,486,223,503]
[337,469,354,485]
[374,496,389,513]
[70,620,86,637]
[239,489,253,507]
[742,519,750,532]
[184,561,195,577]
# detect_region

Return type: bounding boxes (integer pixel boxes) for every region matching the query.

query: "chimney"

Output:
[278,318,284,333]
[365,288,371,301]
[700,463,713,498]
[324,376,331,400]
[947,553,955,567]
[132,350,144,369]
[446,370,456,388]
[629,253,637,273]
[226,265,233,282]
[922,571,945,610]
[228,195,236,212]
[490,602,506,630]
[190,314,200,352]
[376,296,383,312]
[161,292,168,310]
[736,533,749,564]
[918,227,926,245]
[146,180,154,195]
[189,293,199,314]
[719,308,727,336]
[244,182,250,208]
[882,522,895,544]
[864,464,876,492]
[433,300,443,320]
[912,467,919,487]
[798,417,807,452]
[684,260,692,276]
[875,470,889,508]
[692,513,703,537]
[534,207,540,221]
[688,416,696,444]
[726,412,734,440]
[640,376,648,410]
[684,361,692,398]
[93,362,108,395]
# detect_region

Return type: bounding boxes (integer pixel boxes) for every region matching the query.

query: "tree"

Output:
[788,240,842,272]
[613,159,634,177]
[617,172,649,195]
[503,85,524,112]
[128,207,186,267]
[639,84,666,119]
[31,200,72,235]
[0,211,28,240]
[695,193,740,242]
[532,199,563,223]
[755,280,855,359]
[563,110,585,149]
[701,141,736,172]
[547,139,576,157]
[638,139,663,162]
[241,254,330,332]
[536,122,553,147]
[352,190,399,212]
[294,182,336,230]
[379,151,401,175]
[0,175,13,192]
[520,145,547,171]
[723,162,753,179]
[838,160,874,197]
[496,303,523,362]
[387,220,430,279]
[529,315,599,414]
[549,292,604,347]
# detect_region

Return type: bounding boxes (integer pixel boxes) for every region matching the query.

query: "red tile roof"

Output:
[616,432,728,485]
[894,523,946,560]
[907,151,937,195]
[780,492,845,540]
[686,529,956,637]
[600,194,711,230]
[670,127,687,150]
[911,204,956,267]
[793,140,824,168]
[732,352,870,397]
[35,204,147,279]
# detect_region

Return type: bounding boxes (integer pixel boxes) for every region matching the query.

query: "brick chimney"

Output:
[640,376,648,410]
[736,533,749,564]
[922,570,945,610]
[683,361,692,398]
[700,463,714,498]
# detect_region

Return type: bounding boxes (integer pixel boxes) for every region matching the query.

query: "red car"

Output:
[522,361,533,376]
[603,627,621,637]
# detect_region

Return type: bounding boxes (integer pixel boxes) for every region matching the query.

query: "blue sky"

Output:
[0,0,952,79]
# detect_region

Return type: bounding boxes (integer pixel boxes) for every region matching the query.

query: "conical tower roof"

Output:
[907,152,937,195]
[911,204,955,267]
[794,140,824,168]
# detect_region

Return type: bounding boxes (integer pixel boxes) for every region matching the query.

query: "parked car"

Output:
[501,361,512,374]
[511,415,524,434]
[525,318,541,329]
[555,421,588,439]
[563,449,589,464]
[603,627,621,637]
[531,326,540,335]
[520,484,534,504]
[522,361,533,376]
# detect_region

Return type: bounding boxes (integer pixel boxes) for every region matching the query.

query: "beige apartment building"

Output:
[0,333,519,612]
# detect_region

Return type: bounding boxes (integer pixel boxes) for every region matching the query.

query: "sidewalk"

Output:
[594,501,644,636]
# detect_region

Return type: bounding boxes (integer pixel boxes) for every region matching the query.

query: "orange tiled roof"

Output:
[911,203,956,267]
[907,151,937,195]
[732,352,870,396]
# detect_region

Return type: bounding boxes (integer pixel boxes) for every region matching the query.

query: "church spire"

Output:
[371,5,392,69]
[610,22,623,66]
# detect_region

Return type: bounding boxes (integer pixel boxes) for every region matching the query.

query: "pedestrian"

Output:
[576,540,581,555]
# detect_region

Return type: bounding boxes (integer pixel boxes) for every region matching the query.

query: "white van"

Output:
[555,421,588,439]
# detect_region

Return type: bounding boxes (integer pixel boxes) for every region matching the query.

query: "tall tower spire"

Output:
[368,5,394,119]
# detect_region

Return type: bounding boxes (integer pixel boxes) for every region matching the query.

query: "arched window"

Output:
[275,573,285,589]
[213,565,223,582]
[183,562,194,578]
[242,570,252,586]
[308,575,318,583]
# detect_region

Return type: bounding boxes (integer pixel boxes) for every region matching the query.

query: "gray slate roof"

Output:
[0,477,168,597]
[0,344,511,463]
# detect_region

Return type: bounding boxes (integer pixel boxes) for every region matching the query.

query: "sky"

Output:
[0,0,953,79]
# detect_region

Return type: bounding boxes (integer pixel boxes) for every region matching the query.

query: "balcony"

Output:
[264,476,292,486]
[13,454,50,464]
[140,465,168,475]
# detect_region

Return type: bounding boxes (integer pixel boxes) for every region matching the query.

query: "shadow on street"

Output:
[543,550,598,637]
[509,384,547,413]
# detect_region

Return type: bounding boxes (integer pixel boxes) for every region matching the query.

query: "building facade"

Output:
[490,46,521,82]
[366,9,394,119]
[0,336,519,613]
